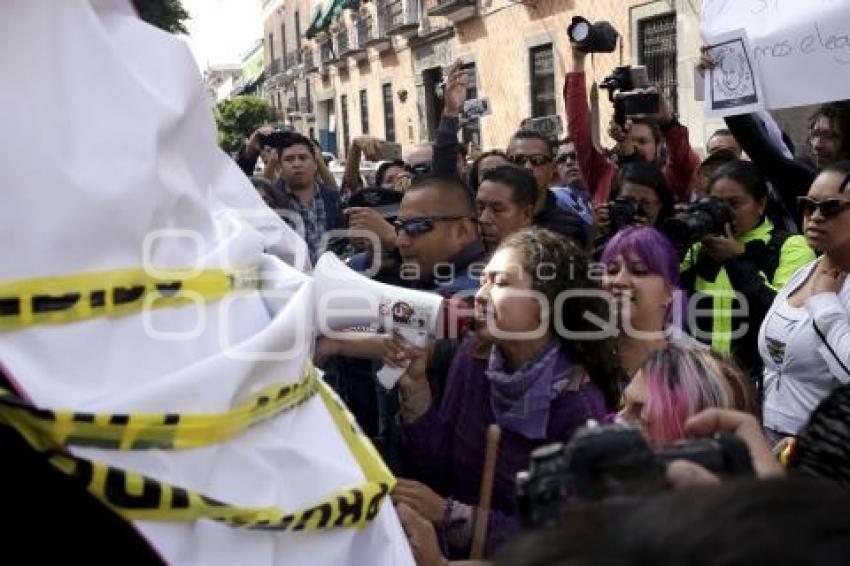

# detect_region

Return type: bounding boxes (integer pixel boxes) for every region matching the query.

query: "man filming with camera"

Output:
[565,17,699,212]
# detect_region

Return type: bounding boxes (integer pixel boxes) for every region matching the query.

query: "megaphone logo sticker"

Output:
[391,301,414,324]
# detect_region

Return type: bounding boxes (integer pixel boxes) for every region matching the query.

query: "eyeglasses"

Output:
[508,154,552,167]
[555,152,577,165]
[797,196,850,219]
[393,215,471,237]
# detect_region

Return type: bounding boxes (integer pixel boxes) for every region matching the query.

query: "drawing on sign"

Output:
[710,38,758,109]
[703,29,765,118]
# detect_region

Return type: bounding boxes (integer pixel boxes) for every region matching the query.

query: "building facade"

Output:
[260,0,798,160]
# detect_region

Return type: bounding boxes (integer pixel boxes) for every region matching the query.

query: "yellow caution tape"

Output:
[0,266,260,330]
[0,364,396,530]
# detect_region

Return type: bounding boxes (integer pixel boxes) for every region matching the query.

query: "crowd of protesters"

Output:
[233,39,850,564]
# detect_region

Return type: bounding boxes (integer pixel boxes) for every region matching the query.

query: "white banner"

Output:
[701,0,850,110]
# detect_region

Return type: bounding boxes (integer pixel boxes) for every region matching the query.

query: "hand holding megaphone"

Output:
[313,252,444,389]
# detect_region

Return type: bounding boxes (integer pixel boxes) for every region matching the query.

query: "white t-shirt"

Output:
[760,260,850,434]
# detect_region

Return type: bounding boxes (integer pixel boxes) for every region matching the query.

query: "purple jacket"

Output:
[402,336,607,557]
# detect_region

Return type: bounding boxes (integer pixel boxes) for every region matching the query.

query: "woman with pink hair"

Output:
[620,345,756,445]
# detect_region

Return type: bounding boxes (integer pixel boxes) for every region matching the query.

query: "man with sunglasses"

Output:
[394,176,486,301]
[506,129,590,247]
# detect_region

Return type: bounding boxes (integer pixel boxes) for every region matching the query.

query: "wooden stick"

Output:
[470,424,501,560]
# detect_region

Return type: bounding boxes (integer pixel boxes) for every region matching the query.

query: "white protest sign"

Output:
[703,29,766,117]
[702,0,850,110]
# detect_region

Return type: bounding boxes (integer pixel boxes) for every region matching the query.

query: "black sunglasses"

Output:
[393,215,471,237]
[555,152,577,165]
[508,154,552,167]
[797,196,850,219]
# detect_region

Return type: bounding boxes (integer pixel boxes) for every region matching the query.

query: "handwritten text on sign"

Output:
[702,0,850,109]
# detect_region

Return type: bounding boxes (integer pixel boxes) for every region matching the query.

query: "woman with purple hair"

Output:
[600,226,701,380]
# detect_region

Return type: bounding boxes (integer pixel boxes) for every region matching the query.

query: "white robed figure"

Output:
[0,1,413,564]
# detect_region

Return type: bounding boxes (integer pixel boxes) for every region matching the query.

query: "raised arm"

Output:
[565,46,617,204]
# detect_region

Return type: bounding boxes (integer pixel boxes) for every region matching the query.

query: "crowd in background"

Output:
[234,40,850,564]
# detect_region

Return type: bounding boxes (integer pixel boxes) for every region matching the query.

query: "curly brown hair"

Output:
[497,228,621,408]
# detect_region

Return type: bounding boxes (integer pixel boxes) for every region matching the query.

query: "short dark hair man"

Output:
[395,176,485,295]
[266,133,344,263]
[476,166,536,251]
[506,129,589,247]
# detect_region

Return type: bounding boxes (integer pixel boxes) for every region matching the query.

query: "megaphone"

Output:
[313,252,444,389]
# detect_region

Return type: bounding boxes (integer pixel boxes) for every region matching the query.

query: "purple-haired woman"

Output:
[601,226,702,380]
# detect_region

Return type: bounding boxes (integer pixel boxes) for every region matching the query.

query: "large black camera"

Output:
[608,196,645,233]
[567,16,619,54]
[600,65,660,126]
[662,196,734,252]
[515,422,753,528]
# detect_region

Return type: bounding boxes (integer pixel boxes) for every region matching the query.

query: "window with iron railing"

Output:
[360,89,369,135]
[638,13,678,114]
[376,8,391,37]
[286,52,299,69]
[341,94,351,155]
[335,28,350,54]
[382,83,396,142]
[320,42,334,63]
[530,44,556,118]
[304,49,314,69]
[356,17,372,48]
[295,11,303,64]
[386,0,418,29]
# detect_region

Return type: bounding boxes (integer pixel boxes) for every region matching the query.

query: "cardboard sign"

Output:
[701,0,850,109]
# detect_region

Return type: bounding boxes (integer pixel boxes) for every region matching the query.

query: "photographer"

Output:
[395,228,617,559]
[679,160,815,380]
[235,125,339,191]
[699,50,850,228]
[595,161,675,246]
[567,41,699,205]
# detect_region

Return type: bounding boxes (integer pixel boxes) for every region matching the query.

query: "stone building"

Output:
[259,0,813,160]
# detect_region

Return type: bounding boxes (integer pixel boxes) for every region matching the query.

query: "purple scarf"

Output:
[486,340,576,440]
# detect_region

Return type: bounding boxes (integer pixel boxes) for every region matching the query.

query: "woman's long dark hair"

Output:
[707,159,785,229]
[616,162,675,227]
[498,228,622,409]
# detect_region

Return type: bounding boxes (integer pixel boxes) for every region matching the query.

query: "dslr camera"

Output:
[608,196,645,233]
[662,196,734,253]
[515,421,753,528]
[600,65,660,126]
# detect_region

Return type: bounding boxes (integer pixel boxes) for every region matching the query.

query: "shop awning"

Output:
[304,0,361,39]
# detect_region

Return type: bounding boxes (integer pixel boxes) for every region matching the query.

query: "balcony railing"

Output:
[285,51,299,70]
[303,49,317,72]
[320,41,335,64]
[334,28,351,56]
[426,0,476,24]
[386,0,419,37]
[265,58,282,76]
[356,18,371,49]
[299,97,313,115]
[350,18,370,61]
[364,10,393,52]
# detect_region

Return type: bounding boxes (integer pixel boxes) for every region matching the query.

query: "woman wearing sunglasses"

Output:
[393,228,618,559]
[761,161,850,444]
[681,160,815,382]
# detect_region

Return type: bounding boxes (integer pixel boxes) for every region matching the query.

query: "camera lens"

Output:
[570,21,590,42]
